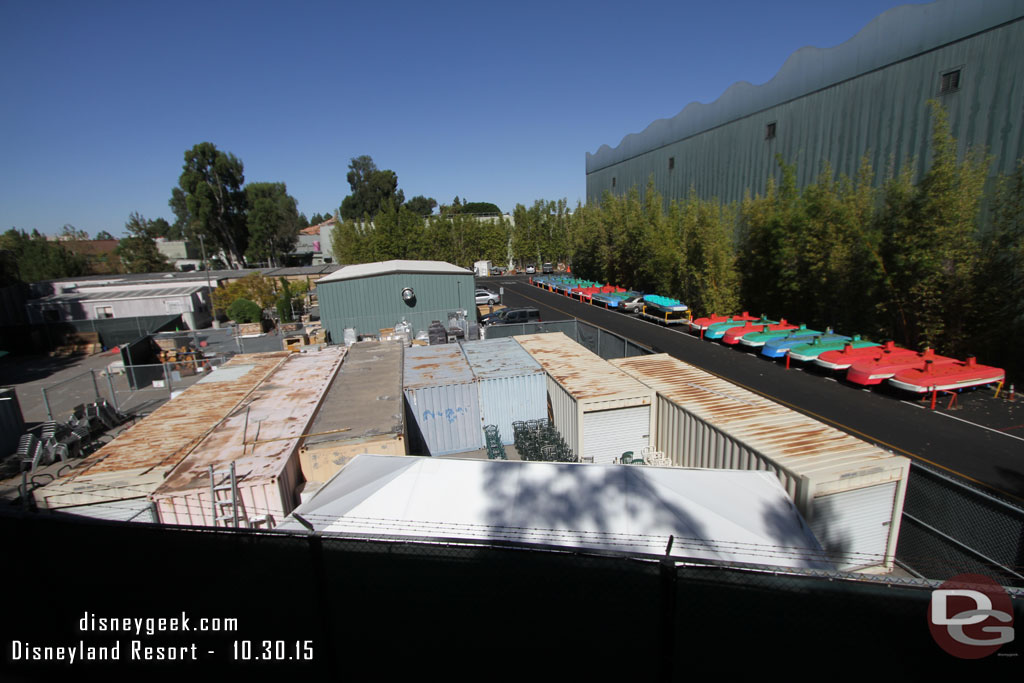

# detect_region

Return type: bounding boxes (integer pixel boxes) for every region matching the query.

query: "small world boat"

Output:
[688,311,758,333]
[888,356,1005,393]
[737,322,816,348]
[846,347,955,386]
[705,314,774,340]
[761,330,849,358]
[639,295,690,325]
[799,336,883,365]
[722,319,796,345]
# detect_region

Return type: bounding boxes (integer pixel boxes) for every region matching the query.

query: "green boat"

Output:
[788,335,878,363]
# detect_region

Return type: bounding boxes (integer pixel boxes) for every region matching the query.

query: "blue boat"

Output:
[760,329,849,358]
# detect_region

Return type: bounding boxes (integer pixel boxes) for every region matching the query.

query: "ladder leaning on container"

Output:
[208,462,271,529]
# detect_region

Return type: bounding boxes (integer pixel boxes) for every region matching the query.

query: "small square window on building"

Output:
[940,69,961,94]
[95,305,114,319]
[668,157,675,171]
[765,122,777,140]
[612,177,616,188]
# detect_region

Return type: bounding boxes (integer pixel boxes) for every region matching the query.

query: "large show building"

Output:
[586,0,1024,206]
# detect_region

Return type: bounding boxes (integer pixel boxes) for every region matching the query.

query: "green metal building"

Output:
[586,0,1024,208]
[316,260,476,341]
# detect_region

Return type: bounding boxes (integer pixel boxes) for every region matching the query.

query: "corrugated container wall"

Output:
[514,333,654,464]
[459,338,546,445]
[317,272,476,342]
[299,340,406,484]
[609,354,910,572]
[586,3,1024,223]
[404,344,482,456]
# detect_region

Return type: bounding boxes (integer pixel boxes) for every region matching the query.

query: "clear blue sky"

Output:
[0,0,929,236]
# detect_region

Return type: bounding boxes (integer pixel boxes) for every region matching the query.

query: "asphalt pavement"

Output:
[483,275,1024,503]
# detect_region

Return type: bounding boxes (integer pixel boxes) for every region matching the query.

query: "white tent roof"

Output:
[278,455,832,570]
[316,259,472,284]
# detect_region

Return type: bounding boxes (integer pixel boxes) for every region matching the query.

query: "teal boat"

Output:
[705,315,774,340]
[788,334,878,363]
[738,323,821,349]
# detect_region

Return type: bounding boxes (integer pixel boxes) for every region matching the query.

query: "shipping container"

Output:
[514,333,654,464]
[151,347,345,528]
[298,340,406,484]
[34,352,290,513]
[404,343,482,456]
[459,338,546,445]
[610,354,910,572]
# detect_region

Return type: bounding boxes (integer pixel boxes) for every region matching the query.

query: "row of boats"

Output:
[689,312,1006,394]
[529,276,1006,395]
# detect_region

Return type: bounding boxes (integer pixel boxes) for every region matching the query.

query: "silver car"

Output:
[475,289,499,305]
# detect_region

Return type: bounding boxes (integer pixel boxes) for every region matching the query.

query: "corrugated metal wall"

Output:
[476,374,546,446]
[317,272,476,341]
[587,14,1024,210]
[404,383,483,456]
[546,375,578,456]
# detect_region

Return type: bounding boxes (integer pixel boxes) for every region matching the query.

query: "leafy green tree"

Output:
[276,278,295,323]
[457,202,501,215]
[116,212,171,273]
[227,298,262,323]
[59,224,89,241]
[339,156,404,220]
[245,182,302,266]
[0,229,89,282]
[174,142,249,267]
[879,100,989,352]
[405,195,438,216]
[95,230,115,240]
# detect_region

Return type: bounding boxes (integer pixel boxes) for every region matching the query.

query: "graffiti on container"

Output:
[420,407,466,424]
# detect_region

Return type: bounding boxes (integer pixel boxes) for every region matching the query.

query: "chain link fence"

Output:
[484,319,653,359]
[38,356,230,422]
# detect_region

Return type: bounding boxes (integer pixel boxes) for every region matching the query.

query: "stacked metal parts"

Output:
[482,425,507,460]
[512,419,577,463]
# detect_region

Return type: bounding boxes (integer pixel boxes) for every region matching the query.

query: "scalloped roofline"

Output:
[586,0,1024,174]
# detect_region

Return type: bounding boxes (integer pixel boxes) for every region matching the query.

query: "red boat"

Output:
[814,340,902,370]
[722,319,797,345]
[689,311,758,332]
[888,356,1005,393]
[846,347,955,386]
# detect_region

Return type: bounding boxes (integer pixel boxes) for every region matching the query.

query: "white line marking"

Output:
[825,378,837,382]
[933,411,1024,443]
[901,400,925,410]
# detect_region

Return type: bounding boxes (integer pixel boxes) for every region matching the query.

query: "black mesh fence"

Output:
[897,461,1024,585]
[5,510,1017,678]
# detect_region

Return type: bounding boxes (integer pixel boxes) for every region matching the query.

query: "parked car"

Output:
[619,294,645,314]
[475,288,500,305]
[481,307,541,326]
[525,264,536,274]
[490,265,506,276]
[542,262,554,274]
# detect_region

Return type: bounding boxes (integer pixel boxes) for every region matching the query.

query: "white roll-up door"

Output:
[808,482,897,570]
[582,406,650,465]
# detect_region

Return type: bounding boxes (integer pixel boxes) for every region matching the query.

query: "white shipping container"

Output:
[514,333,654,463]
[610,354,910,572]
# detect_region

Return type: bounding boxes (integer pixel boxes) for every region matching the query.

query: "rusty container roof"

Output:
[304,340,404,447]
[610,354,908,481]
[459,337,542,380]
[514,333,652,402]
[404,343,476,389]
[151,346,346,498]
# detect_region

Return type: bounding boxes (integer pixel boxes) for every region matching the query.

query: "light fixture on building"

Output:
[401,287,415,303]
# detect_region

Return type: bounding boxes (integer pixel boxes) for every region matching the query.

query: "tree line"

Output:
[564,100,1023,378]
